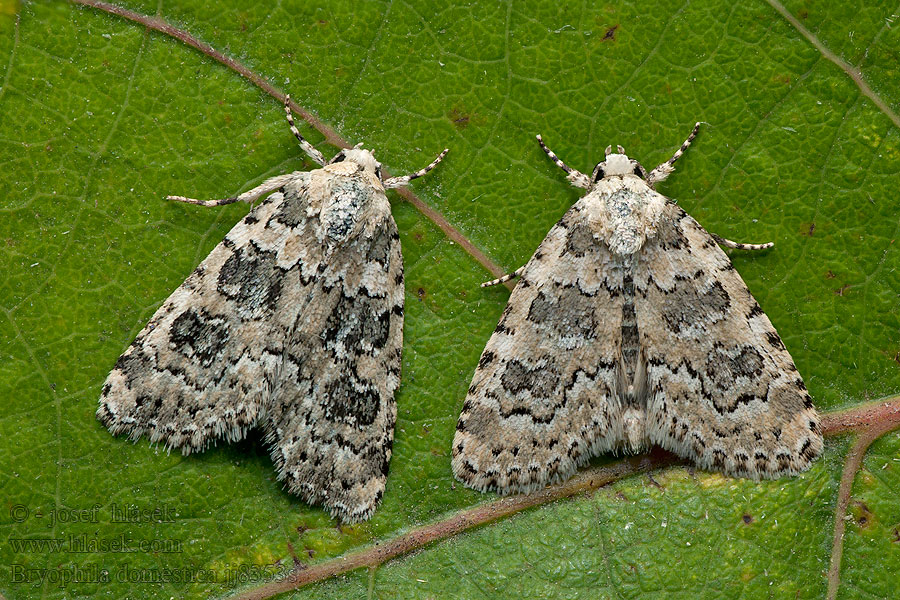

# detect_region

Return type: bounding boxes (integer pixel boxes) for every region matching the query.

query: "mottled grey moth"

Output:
[452,124,822,494]
[98,96,447,523]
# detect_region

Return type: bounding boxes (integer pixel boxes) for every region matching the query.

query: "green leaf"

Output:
[329,441,848,599]
[840,432,900,597]
[1,1,898,599]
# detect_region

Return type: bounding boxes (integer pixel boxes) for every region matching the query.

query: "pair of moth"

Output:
[98,97,823,523]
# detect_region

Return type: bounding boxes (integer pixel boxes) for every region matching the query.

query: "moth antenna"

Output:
[283,95,327,166]
[647,122,701,185]
[537,135,591,189]
[166,172,302,207]
[382,149,449,189]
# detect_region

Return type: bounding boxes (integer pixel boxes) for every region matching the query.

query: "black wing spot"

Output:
[217,246,284,315]
[169,308,230,367]
[321,375,381,428]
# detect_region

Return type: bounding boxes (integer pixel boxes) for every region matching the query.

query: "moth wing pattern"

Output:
[452,200,628,494]
[96,180,313,455]
[636,202,823,477]
[456,125,822,496]
[98,163,403,523]
[269,180,403,524]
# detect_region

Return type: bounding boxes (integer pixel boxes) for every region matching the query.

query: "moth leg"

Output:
[481,266,525,288]
[536,135,591,189]
[284,95,327,166]
[383,148,449,189]
[166,172,302,207]
[710,233,773,251]
[647,122,701,186]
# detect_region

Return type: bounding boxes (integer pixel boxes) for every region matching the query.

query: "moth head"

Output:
[329,143,383,179]
[591,144,648,182]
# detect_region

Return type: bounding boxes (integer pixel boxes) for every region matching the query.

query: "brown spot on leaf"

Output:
[742,513,753,525]
[891,526,900,543]
[834,284,850,296]
[602,24,619,41]
[825,270,836,279]
[774,74,792,85]
[800,222,815,236]
[878,349,900,367]
[851,499,874,528]
[448,107,471,130]
[417,287,427,300]
[798,9,809,19]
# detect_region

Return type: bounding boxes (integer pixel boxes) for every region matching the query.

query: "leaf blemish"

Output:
[851,499,874,528]
[774,74,792,85]
[448,107,471,130]
[602,24,619,41]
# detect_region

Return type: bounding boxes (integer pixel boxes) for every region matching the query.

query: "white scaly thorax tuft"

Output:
[602,153,633,176]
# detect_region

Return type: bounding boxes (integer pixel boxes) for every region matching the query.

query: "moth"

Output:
[98,96,447,523]
[452,124,823,494]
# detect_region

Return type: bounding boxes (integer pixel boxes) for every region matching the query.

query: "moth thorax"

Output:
[602,154,633,177]
[343,148,379,173]
[604,189,647,255]
[320,180,369,243]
